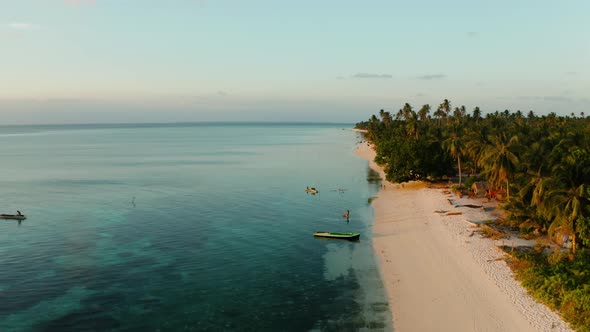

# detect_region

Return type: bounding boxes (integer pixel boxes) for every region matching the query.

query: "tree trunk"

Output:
[572,232,577,254]
[506,179,510,199]
[458,156,462,186]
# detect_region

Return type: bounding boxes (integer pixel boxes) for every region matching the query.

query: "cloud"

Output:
[565,71,577,75]
[6,22,40,30]
[416,74,447,80]
[352,73,392,79]
[466,31,478,38]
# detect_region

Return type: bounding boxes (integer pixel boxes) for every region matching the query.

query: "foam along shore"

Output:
[355,142,572,332]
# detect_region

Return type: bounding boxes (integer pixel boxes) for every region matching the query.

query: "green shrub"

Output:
[507,249,590,331]
[561,288,590,332]
[548,249,568,266]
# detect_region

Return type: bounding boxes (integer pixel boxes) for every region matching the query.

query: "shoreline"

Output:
[354,142,572,332]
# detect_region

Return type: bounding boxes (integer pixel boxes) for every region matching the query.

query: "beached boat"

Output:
[313,231,360,240]
[0,214,26,220]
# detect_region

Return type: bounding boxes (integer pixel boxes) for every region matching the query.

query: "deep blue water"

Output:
[0,123,390,331]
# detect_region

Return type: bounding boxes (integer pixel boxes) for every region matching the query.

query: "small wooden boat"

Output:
[0,214,27,220]
[314,231,360,240]
[305,187,319,194]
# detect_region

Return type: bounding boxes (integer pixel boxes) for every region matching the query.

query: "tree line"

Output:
[356,99,590,253]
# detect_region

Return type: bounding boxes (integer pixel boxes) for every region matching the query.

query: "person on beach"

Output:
[562,234,569,248]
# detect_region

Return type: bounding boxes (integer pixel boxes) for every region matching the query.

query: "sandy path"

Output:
[355,141,572,332]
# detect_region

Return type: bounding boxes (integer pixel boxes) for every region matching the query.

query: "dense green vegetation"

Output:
[356,100,590,330]
[356,99,590,251]
[507,248,590,331]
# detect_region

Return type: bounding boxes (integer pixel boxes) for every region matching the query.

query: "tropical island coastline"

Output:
[353,101,590,331]
[355,141,572,331]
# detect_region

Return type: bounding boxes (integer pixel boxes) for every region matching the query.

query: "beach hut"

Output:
[471,181,489,196]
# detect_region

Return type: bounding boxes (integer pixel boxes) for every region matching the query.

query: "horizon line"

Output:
[0,120,356,128]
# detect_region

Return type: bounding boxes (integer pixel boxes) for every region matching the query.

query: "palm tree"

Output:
[460,105,466,117]
[439,99,452,126]
[527,110,535,120]
[418,104,431,121]
[463,125,489,175]
[479,133,520,199]
[406,110,419,139]
[514,110,524,127]
[441,99,451,116]
[472,106,482,124]
[443,127,465,186]
[367,114,380,141]
[379,110,392,129]
[402,103,413,120]
[433,107,445,127]
[453,107,462,125]
[545,147,590,254]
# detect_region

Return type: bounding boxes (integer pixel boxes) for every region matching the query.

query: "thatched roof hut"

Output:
[471,181,489,195]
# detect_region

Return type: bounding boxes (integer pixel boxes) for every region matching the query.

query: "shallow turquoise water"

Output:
[0,123,390,331]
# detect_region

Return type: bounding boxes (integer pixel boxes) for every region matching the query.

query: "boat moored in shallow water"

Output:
[313,231,360,240]
[0,214,26,220]
[305,187,319,194]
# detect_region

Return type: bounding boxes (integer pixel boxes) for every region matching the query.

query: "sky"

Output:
[1,0,589,124]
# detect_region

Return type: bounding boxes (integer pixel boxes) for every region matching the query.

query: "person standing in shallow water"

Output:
[343,210,350,221]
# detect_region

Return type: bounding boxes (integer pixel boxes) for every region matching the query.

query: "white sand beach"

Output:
[355,142,572,332]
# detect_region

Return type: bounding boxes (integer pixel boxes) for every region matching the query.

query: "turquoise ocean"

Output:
[0,123,390,331]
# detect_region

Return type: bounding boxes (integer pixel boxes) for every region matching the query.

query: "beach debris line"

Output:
[456,204,483,209]
[464,219,492,226]
[478,224,508,240]
[445,212,463,216]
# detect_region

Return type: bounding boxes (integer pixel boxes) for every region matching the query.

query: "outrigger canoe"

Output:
[0,214,26,220]
[314,232,360,240]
